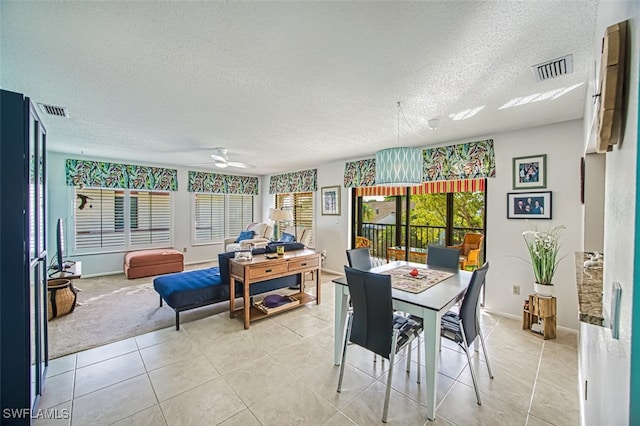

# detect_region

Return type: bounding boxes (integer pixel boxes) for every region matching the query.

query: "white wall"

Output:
[260,120,584,329]
[579,1,639,424]
[484,121,583,330]
[47,151,263,276]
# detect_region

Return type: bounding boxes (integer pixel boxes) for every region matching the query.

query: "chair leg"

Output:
[477,326,494,379]
[416,335,421,384]
[337,315,353,393]
[382,330,399,423]
[406,341,412,373]
[460,323,482,405]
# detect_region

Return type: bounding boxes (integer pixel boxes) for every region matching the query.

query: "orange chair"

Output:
[355,236,370,248]
[449,233,484,270]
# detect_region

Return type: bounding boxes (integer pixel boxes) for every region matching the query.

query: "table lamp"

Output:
[269,208,293,240]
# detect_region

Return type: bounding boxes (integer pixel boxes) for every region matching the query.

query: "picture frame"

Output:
[321,186,341,215]
[512,154,547,189]
[507,191,552,219]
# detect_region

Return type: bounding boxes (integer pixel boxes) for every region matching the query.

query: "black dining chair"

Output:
[427,245,461,270]
[338,267,423,423]
[345,247,372,271]
[440,262,493,405]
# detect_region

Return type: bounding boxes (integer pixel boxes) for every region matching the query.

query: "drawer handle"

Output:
[301,262,307,266]
[265,269,272,273]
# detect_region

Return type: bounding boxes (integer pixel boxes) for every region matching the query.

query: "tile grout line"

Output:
[525,339,546,426]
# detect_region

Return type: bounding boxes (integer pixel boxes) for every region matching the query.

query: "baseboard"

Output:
[482,307,578,333]
[321,268,343,276]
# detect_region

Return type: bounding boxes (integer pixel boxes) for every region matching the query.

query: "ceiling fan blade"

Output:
[210,153,227,163]
[227,161,254,169]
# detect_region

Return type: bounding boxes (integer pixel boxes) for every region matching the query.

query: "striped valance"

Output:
[188,171,258,195]
[344,139,495,188]
[65,159,178,191]
[269,168,317,194]
[355,178,486,196]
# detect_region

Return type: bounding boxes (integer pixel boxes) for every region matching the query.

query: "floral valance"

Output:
[344,139,495,188]
[187,171,258,195]
[423,139,495,181]
[269,169,317,194]
[343,159,375,188]
[65,159,178,191]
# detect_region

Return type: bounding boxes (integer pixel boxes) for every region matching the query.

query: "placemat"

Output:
[382,266,454,294]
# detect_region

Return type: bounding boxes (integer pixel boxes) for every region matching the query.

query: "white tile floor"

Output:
[36,277,579,425]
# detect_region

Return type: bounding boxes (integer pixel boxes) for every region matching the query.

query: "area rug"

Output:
[47,262,228,359]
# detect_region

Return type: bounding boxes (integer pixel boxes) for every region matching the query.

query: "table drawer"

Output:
[249,263,288,280]
[288,257,319,272]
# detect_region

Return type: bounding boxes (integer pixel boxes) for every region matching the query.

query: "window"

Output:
[275,192,314,237]
[193,193,254,244]
[74,188,171,253]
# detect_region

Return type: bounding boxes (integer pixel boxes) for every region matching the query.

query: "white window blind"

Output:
[193,194,254,244]
[74,188,171,253]
[129,191,171,247]
[194,194,225,243]
[75,188,126,250]
[227,194,254,238]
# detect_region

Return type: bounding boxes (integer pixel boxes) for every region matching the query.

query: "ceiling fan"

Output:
[202,147,254,169]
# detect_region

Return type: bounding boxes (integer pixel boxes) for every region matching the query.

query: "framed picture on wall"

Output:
[507,191,552,219]
[513,154,547,189]
[321,186,340,215]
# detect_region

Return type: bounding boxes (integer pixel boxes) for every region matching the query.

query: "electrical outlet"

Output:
[512,285,520,295]
[183,247,187,253]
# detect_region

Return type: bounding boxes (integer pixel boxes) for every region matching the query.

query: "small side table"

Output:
[522,294,556,340]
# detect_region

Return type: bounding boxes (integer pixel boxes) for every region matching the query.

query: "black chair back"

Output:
[459,262,489,344]
[427,245,461,270]
[344,266,394,358]
[346,247,372,270]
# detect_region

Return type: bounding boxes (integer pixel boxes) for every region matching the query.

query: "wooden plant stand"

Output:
[522,294,556,340]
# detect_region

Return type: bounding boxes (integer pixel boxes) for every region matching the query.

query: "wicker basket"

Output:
[47,279,78,320]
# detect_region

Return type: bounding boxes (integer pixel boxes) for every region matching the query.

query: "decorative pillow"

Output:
[235,230,255,243]
[250,223,267,238]
[280,232,296,243]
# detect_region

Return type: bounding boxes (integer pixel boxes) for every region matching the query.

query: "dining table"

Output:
[332,261,473,421]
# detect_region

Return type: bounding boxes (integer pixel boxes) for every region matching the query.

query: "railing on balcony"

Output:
[358,223,484,263]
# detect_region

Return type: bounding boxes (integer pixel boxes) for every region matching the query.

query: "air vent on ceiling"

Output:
[532,54,573,82]
[37,103,69,118]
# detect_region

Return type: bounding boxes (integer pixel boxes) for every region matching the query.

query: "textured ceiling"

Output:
[1,1,599,175]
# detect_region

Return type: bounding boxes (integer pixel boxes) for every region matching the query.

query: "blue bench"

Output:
[153,243,305,329]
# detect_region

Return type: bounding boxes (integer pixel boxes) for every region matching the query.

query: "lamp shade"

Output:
[375,147,423,186]
[269,209,293,221]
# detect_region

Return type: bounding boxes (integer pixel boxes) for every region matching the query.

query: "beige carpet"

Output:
[47,261,230,359]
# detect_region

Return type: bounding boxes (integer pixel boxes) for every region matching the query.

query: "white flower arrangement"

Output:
[522,225,566,285]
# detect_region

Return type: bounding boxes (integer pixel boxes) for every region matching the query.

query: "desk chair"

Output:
[338,267,423,423]
[426,245,461,270]
[440,262,493,404]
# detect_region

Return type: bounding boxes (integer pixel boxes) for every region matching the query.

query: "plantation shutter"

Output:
[227,194,254,238]
[194,194,225,243]
[129,190,171,246]
[275,192,314,234]
[74,188,126,250]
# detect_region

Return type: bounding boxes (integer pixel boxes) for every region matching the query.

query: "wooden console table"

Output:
[229,249,321,329]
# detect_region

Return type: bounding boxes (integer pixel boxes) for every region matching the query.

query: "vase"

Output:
[534,282,554,297]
